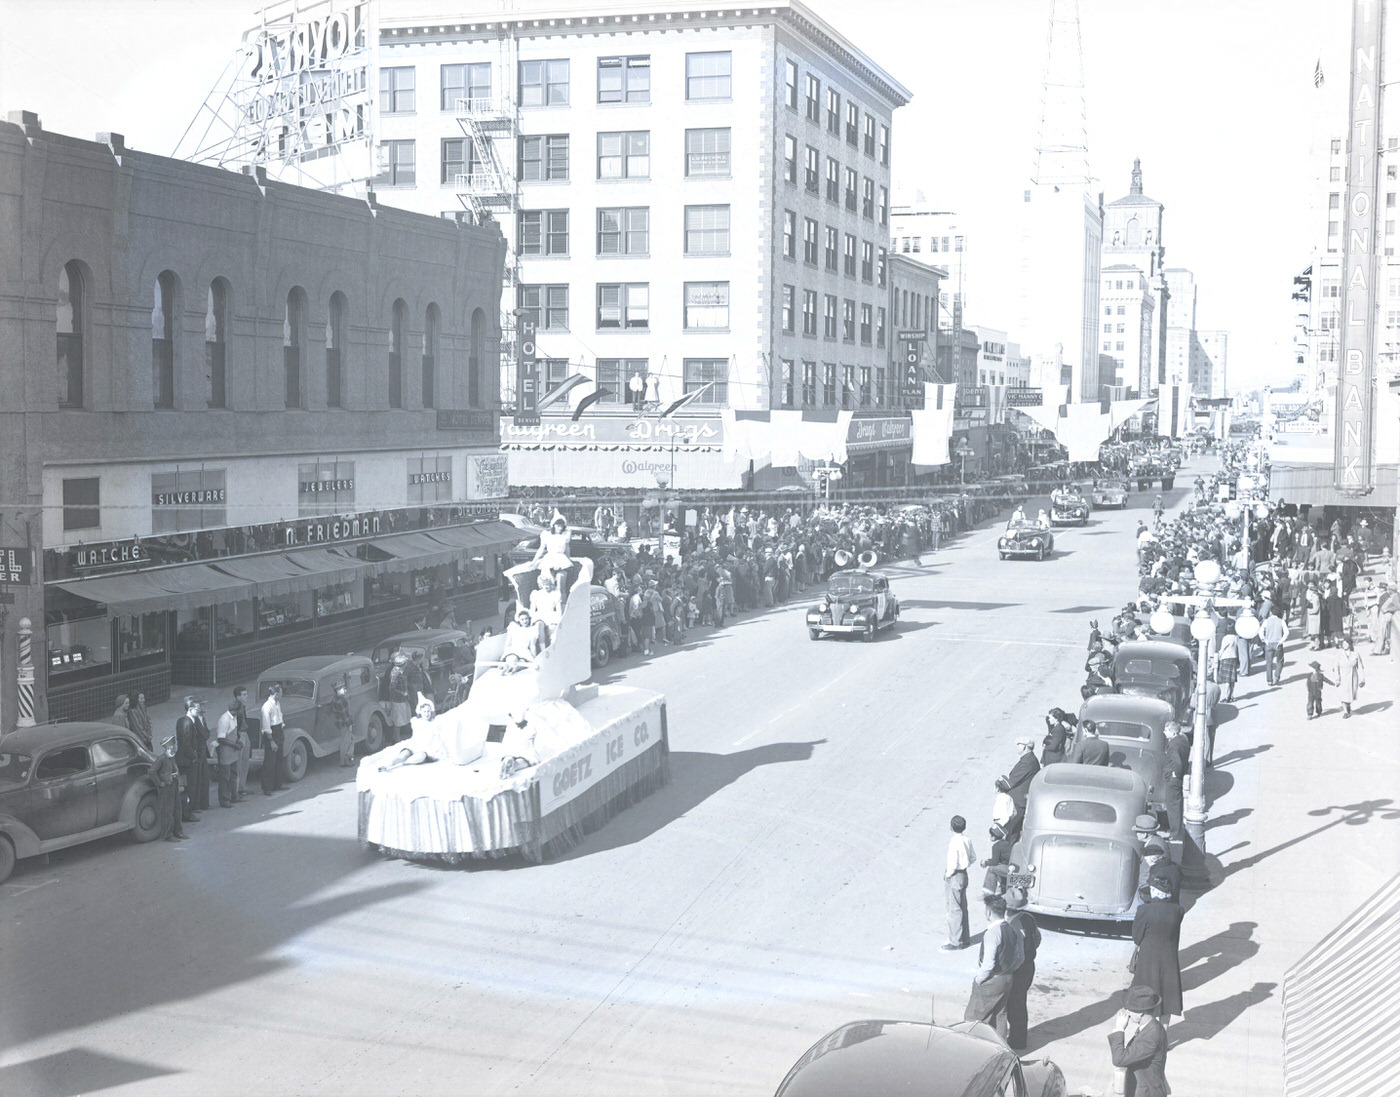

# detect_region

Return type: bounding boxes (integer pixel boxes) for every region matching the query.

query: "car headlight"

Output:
[849,603,861,613]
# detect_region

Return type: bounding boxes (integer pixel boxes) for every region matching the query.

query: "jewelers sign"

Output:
[1336,0,1382,493]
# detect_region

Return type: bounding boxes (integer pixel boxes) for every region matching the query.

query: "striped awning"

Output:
[1283,872,1400,1096]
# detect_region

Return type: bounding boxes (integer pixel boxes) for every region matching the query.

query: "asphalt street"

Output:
[0,470,1309,1097]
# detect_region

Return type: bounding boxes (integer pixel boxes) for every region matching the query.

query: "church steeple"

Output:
[1130,158,1143,196]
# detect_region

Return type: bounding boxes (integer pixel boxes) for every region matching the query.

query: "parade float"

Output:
[357,541,668,864]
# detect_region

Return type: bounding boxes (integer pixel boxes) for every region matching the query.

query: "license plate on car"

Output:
[1006,872,1035,889]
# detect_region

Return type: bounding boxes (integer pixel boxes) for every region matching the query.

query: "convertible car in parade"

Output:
[1049,488,1090,526]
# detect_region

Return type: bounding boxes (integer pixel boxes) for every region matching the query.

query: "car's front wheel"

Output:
[1037,545,1046,561]
[132,791,162,843]
[862,619,876,642]
[364,714,386,755]
[0,834,15,884]
[808,627,821,641]
[593,635,612,668]
[284,737,309,783]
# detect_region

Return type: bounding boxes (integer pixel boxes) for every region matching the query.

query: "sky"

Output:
[0,0,1354,392]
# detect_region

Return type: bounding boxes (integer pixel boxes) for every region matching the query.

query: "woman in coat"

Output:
[1333,637,1366,718]
[1305,583,1324,649]
[1130,884,1184,1019]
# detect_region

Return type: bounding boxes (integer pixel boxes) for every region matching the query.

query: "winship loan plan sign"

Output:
[1336,0,1382,493]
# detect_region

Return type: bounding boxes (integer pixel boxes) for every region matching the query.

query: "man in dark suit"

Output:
[191,700,212,812]
[1162,721,1190,839]
[1004,888,1041,1051]
[1108,985,1171,1097]
[1069,720,1110,765]
[1000,737,1040,816]
[174,697,202,823]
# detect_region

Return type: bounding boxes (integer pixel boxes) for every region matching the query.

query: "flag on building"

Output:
[1314,59,1324,88]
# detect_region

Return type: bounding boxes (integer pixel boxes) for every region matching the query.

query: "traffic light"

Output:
[1292,265,1312,303]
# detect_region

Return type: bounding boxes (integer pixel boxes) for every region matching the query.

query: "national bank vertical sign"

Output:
[515,316,540,427]
[1336,0,1383,493]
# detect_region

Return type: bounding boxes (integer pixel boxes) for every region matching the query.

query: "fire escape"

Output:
[454,38,521,404]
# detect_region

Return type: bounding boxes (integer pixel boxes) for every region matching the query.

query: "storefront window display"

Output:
[258,591,314,637]
[366,573,408,610]
[176,606,214,652]
[46,610,112,681]
[116,610,168,671]
[215,599,256,648]
[315,579,363,620]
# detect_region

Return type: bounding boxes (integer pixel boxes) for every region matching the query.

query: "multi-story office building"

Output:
[1098,266,1155,398]
[1197,330,1228,399]
[890,205,969,389]
[1101,160,1168,398]
[974,326,1009,386]
[1163,266,1196,388]
[257,0,911,423]
[0,113,512,725]
[887,252,945,398]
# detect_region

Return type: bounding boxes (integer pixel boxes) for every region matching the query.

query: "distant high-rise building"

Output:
[1101,159,1168,397]
[1098,266,1155,397]
[1197,330,1228,399]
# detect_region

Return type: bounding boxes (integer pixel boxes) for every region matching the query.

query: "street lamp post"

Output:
[1181,558,1221,889]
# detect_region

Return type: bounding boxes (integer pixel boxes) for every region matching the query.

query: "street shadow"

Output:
[1172,981,1277,1047]
[1203,767,1234,807]
[1180,921,1259,994]
[887,620,940,636]
[900,599,1022,611]
[1049,605,1114,614]
[1211,701,1243,727]
[1210,744,1272,768]
[1024,984,1132,1048]
[1353,700,1394,716]
[1204,807,1253,831]
[0,833,428,1049]
[1218,798,1400,881]
[0,1047,181,1097]
[554,740,827,861]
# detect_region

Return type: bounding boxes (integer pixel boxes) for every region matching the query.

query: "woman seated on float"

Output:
[528,573,564,640]
[500,608,547,673]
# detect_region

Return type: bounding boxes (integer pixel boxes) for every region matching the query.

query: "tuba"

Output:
[833,549,853,569]
[858,549,879,569]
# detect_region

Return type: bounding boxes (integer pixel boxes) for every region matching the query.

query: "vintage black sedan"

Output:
[1049,488,1090,526]
[807,569,899,641]
[1091,477,1129,508]
[773,1019,1068,1097]
[0,722,162,884]
[257,655,391,782]
[998,519,1055,560]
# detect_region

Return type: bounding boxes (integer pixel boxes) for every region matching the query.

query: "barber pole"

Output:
[16,616,35,727]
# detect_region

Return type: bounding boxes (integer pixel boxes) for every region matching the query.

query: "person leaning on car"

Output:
[1041,708,1077,765]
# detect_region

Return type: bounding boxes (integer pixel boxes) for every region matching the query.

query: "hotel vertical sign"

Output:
[1336,0,1384,493]
[515,316,540,427]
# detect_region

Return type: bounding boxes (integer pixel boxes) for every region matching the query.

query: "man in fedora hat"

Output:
[1004,888,1040,1051]
[1109,985,1171,1097]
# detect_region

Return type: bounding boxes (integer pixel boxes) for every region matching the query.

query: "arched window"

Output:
[57,261,85,408]
[1125,217,1142,247]
[206,279,230,408]
[423,303,440,409]
[469,308,485,408]
[389,298,407,408]
[285,287,307,408]
[152,271,178,408]
[326,291,347,407]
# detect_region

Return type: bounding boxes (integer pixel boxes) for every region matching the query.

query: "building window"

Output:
[381,140,415,186]
[861,241,874,282]
[784,59,799,110]
[518,284,569,331]
[687,127,731,177]
[205,279,229,409]
[1116,323,1125,333]
[876,306,886,348]
[802,360,817,405]
[597,130,649,178]
[685,204,730,255]
[823,294,838,339]
[825,226,838,271]
[826,88,841,134]
[597,206,649,255]
[805,145,820,193]
[862,177,875,219]
[538,358,570,395]
[1117,305,1126,315]
[844,166,858,211]
[878,185,889,226]
[441,137,483,184]
[877,247,887,288]
[955,236,963,252]
[152,469,227,534]
[684,282,729,330]
[860,304,872,345]
[783,135,798,183]
[781,358,795,407]
[519,209,569,255]
[842,299,855,341]
[783,210,797,259]
[803,290,818,335]
[597,283,649,329]
[326,291,346,408]
[805,73,820,121]
[388,298,407,408]
[518,134,569,181]
[822,362,836,405]
[878,123,889,166]
[682,358,728,402]
[1115,341,1124,352]
[152,271,177,409]
[1329,192,1341,209]
[804,218,819,264]
[1390,164,1398,181]
[519,59,569,106]
[845,101,859,145]
[57,261,85,409]
[860,365,872,404]
[422,303,439,409]
[380,66,415,113]
[441,61,491,110]
[686,51,732,100]
[1330,166,1341,182]
[843,233,857,277]
[1103,323,1113,333]
[62,477,100,531]
[863,113,876,156]
[598,55,649,103]
[781,285,796,333]
[826,156,840,202]
[596,359,648,403]
[842,364,856,407]
[1332,138,1342,154]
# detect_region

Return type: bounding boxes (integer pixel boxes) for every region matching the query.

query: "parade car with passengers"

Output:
[773,1018,1068,1097]
[1091,477,1129,509]
[371,628,476,708]
[1005,763,1151,926]
[998,519,1055,561]
[256,654,390,783]
[1076,693,1174,814]
[807,566,899,641]
[0,722,162,884]
[1049,487,1090,526]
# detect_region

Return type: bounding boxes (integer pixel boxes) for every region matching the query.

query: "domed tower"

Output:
[1102,159,1170,398]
